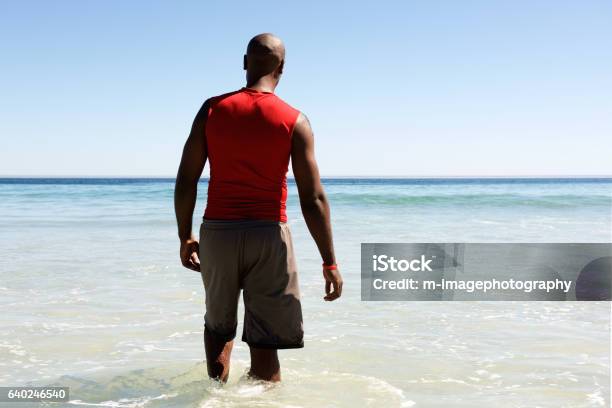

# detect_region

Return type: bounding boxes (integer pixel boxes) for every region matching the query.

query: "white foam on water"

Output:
[69,393,176,407]
[586,389,605,406]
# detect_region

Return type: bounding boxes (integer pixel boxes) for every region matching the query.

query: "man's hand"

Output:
[323,267,343,301]
[180,238,201,272]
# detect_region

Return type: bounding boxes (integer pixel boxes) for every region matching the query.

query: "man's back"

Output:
[174,33,341,383]
[205,88,300,222]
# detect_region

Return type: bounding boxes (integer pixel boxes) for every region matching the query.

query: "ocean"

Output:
[0,178,610,407]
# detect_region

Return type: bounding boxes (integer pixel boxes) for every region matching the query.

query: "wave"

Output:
[326,193,612,208]
[45,361,417,408]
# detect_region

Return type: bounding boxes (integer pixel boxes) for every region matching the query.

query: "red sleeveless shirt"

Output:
[203,87,300,222]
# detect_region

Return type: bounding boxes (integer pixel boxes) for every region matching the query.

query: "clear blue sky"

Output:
[1,1,610,176]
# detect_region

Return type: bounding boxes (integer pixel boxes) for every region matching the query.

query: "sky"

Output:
[0,1,610,177]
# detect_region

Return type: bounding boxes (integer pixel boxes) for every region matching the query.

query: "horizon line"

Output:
[1,174,611,179]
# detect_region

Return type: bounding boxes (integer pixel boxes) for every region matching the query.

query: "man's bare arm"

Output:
[174,100,209,272]
[291,113,343,301]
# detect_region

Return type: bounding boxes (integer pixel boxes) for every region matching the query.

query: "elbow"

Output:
[300,192,327,212]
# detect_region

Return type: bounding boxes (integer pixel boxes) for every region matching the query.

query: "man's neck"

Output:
[245,77,277,93]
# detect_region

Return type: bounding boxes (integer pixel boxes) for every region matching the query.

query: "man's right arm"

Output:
[291,113,343,301]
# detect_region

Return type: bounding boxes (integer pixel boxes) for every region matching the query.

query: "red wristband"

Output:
[322,263,338,271]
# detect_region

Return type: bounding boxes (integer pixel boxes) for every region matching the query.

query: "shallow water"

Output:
[0,178,610,407]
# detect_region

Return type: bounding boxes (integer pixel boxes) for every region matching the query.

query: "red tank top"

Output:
[203,87,300,222]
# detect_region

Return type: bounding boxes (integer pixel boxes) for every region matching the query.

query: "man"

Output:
[174,33,342,383]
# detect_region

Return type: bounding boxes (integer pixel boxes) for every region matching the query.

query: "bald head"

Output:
[244,33,285,86]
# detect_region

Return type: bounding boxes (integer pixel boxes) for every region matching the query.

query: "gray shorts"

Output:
[199,219,304,349]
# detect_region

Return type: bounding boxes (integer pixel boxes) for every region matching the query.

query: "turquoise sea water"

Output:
[1,178,611,407]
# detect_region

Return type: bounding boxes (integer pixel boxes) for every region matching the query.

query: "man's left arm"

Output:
[174,100,209,272]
